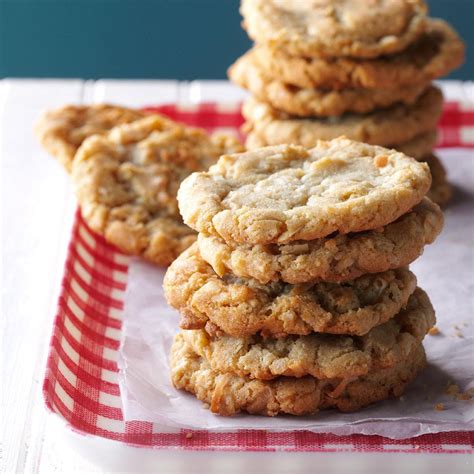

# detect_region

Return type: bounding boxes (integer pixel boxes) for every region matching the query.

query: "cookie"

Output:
[229,52,427,117]
[246,129,437,161]
[198,198,442,285]
[178,139,432,245]
[35,104,148,172]
[396,130,438,161]
[242,86,443,150]
[171,334,426,416]
[240,0,428,59]
[164,242,417,337]
[423,154,452,207]
[72,116,243,265]
[248,20,464,90]
[180,288,434,381]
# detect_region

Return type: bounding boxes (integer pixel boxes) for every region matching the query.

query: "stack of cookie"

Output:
[229,0,464,206]
[36,105,243,265]
[164,138,444,417]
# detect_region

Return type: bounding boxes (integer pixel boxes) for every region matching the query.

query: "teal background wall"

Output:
[0,0,472,80]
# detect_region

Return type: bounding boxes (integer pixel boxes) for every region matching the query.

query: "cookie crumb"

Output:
[428,326,440,336]
[445,383,460,396]
[186,432,193,439]
[455,330,463,338]
[434,403,445,411]
[456,392,472,401]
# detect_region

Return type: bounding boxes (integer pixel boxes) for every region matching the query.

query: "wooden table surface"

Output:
[1,79,472,473]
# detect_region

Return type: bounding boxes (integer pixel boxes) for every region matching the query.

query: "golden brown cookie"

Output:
[171,333,426,416]
[423,154,452,207]
[396,131,438,161]
[178,139,431,245]
[229,51,427,117]
[197,198,443,284]
[242,87,443,150]
[248,20,464,90]
[246,129,438,161]
[72,116,243,266]
[240,0,428,59]
[35,104,148,172]
[164,243,417,337]
[180,288,434,381]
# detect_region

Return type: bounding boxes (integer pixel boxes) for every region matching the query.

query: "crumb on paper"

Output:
[186,432,193,439]
[457,392,472,401]
[455,330,463,338]
[445,383,460,396]
[434,403,445,412]
[428,326,440,336]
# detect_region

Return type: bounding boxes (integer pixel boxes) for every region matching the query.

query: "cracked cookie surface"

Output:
[72,115,243,265]
[35,104,148,172]
[164,243,418,337]
[178,139,431,245]
[171,333,426,416]
[180,288,434,381]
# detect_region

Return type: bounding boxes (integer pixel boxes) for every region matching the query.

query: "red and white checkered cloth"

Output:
[43,102,474,453]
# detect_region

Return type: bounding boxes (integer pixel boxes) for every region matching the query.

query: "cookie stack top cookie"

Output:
[241,0,429,59]
[230,0,464,207]
[178,140,432,244]
[166,139,442,416]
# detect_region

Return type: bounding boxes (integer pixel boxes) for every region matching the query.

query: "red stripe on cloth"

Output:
[74,219,128,273]
[440,102,474,126]
[438,128,462,148]
[144,103,245,131]
[73,214,118,431]
[69,244,126,291]
[62,285,121,330]
[59,297,120,350]
[64,258,124,310]
[50,335,120,396]
[54,363,123,419]
[54,304,119,372]
[123,421,154,445]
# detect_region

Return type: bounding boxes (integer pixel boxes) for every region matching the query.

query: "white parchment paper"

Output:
[118,149,474,439]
